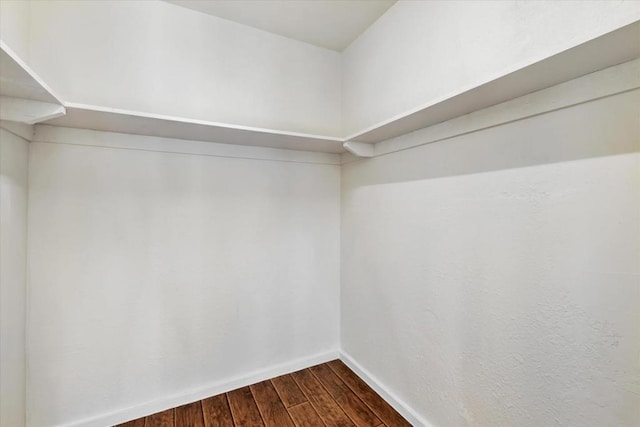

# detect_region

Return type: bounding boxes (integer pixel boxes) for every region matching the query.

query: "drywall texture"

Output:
[0,128,29,427]
[341,89,640,427]
[0,0,30,60]
[27,0,342,136]
[27,130,340,426]
[342,0,640,135]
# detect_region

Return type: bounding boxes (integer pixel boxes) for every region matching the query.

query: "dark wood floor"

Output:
[117,359,411,427]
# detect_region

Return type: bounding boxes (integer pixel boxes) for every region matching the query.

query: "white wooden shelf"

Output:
[44,104,345,153]
[2,21,638,154]
[0,42,65,124]
[346,21,640,145]
[0,42,343,153]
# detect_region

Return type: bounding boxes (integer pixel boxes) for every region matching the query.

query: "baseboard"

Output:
[59,349,340,427]
[57,349,432,427]
[339,351,437,427]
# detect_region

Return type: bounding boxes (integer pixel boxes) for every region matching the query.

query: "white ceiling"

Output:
[165,0,396,51]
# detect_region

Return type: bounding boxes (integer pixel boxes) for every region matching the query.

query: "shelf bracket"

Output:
[343,141,374,157]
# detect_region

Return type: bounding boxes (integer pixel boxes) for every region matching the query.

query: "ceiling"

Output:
[165,0,396,51]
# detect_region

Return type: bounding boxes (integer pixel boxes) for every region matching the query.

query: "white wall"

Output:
[14,0,640,139]
[341,84,640,426]
[26,127,340,426]
[6,3,639,427]
[0,0,30,60]
[0,127,30,427]
[342,0,640,136]
[27,0,342,136]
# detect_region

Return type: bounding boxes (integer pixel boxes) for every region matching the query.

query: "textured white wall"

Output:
[4,4,639,427]
[27,128,340,426]
[341,88,640,426]
[0,128,29,427]
[27,0,342,136]
[342,0,640,135]
[0,0,30,60]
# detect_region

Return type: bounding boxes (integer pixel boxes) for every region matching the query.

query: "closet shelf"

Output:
[3,21,638,154]
[345,21,640,145]
[43,104,346,153]
[0,42,65,124]
[0,42,344,153]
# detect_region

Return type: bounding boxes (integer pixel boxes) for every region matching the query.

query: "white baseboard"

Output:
[58,349,433,427]
[60,349,340,427]
[339,351,437,427]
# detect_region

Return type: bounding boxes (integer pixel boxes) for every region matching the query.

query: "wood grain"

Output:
[113,360,409,427]
[145,408,174,427]
[202,394,234,427]
[291,369,354,427]
[271,374,307,407]
[227,386,265,427]
[175,400,204,427]
[250,380,295,427]
[116,418,145,427]
[327,360,410,427]
[311,364,382,426]
[288,401,326,427]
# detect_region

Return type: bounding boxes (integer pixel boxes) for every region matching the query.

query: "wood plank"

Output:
[311,364,382,426]
[288,401,326,427]
[227,386,265,427]
[116,418,145,427]
[309,364,348,399]
[291,369,354,427]
[175,400,204,427]
[336,393,384,427]
[271,374,307,407]
[145,408,175,427]
[202,394,234,427]
[119,362,405,427]
[327,361,410,427]
[250,380,295,427]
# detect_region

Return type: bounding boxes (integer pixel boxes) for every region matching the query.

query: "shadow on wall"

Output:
[343,90,640,187]
[339,88,640,426]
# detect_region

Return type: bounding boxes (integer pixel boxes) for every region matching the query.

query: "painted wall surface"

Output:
[27,0,342,136]
[0,0,30,60]
[0,128,29,427]
[341,89,640,426]
[342,0,640,135]
[18,0,640,139]
[27,129,340,426]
